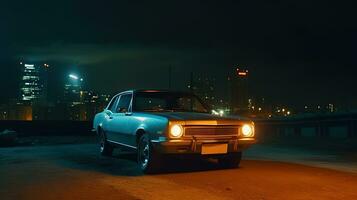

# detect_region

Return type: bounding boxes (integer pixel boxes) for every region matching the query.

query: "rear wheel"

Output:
[137,134,162,173]
[218,152,242,168]
[99,129,113,156]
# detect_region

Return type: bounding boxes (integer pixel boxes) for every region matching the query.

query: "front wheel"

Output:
[137,134,162,173]
[218,152,242,168]
[99,129,113,156]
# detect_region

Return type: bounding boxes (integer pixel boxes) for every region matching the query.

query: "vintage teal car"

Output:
[93,90,256,173]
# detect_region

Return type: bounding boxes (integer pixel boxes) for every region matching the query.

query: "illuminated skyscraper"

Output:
[64,74,83,104]
[19,63,48,104]
[229,68,249,114]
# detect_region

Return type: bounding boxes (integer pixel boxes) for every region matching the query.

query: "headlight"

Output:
[170,124,183,138]
[241,124,254,137]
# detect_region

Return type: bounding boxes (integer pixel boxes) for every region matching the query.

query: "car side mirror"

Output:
[105,109,113,115]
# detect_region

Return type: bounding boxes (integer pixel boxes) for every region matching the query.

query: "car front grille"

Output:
[184,126,238,136]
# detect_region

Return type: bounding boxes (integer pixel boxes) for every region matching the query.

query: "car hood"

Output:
[148,112,249,125]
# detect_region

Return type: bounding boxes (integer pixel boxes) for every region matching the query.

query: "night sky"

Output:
[1,0,357,108]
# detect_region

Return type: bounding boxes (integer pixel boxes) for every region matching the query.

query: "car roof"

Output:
[116,89,193,96]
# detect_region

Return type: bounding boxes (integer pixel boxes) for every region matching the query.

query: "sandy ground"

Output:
[1,142,357,200]
[245,144,357,174]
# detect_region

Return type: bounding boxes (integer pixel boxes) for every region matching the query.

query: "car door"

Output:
[103,95,119,141]
[108,93,134,146]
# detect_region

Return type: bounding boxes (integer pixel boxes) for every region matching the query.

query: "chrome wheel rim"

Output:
[139,137,150,168]
[100,132,105,152]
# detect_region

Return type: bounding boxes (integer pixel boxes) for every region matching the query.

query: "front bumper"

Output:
[152,136,256,154]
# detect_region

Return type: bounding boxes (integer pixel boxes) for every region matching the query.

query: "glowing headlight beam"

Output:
[241,124,254,137]
[170,124,183,138]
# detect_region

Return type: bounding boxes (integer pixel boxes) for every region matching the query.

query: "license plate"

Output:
[201,143,228,155]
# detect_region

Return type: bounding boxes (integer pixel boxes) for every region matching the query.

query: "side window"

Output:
[107,96,119,112]
[116,94,132,113]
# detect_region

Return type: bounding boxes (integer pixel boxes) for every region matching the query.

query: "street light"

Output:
[69,74,79,80]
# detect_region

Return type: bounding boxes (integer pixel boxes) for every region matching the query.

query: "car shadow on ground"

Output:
[57,148,237,176]
[159,156,237,174]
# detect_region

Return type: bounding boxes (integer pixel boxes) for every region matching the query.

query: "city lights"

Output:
[212,109,225,116]
[238,72,247,76]
[1,61,342,121]
[236,68,249,77]
[219,109,224,116]
[69,74,79,80]
[20,64,44,102]
[212,110,219,115]
[24,64,35,69]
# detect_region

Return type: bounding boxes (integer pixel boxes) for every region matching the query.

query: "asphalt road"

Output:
[1,142,357,200]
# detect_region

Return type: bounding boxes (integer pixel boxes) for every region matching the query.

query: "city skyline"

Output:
[1,1,357,110]
[2,60,344,111]
[0,60,342,121]
[0,59,348,114]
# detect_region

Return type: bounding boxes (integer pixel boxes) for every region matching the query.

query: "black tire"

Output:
[137,134,162,173]
[98,129,114,156]
[218,152,242,168]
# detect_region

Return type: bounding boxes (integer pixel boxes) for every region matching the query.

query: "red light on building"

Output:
[236,68,249,77]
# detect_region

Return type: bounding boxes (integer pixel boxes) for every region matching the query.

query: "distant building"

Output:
[61,74,111,121]
[8,63,114,121]
[328,104,335,113]
[246,97,274,118]
[190,76,217,107]
[17,62,50,120]
[8,103,33,121]
[65,91,111,121]
[64,74,83,104]
[19,63,48,104]
[229,68,249,114]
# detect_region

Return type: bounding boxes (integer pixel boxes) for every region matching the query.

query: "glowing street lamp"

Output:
[69,74,79,80]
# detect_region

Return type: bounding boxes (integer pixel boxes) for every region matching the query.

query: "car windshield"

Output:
[133,92,209,113]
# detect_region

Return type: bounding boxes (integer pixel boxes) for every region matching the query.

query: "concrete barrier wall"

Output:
[0,120,93,136]
[1,116,356,139]
[255,118,357,140]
